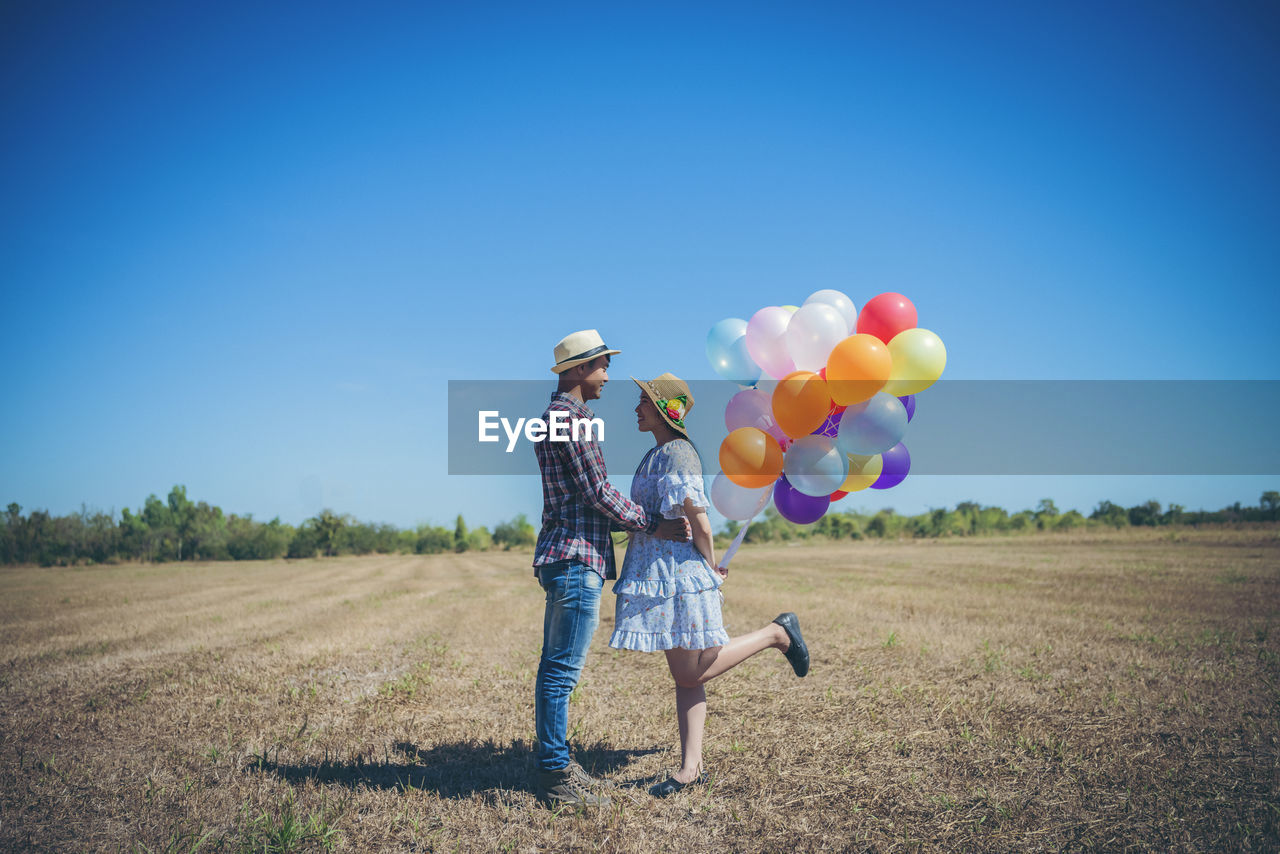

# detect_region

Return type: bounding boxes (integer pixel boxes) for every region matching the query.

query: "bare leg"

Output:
[666,622,789,688]
[672,683,706,784]
[662,622,787,785]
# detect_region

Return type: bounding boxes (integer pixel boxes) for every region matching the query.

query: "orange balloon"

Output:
[771,371,832,438]
[825,334,892,406]
[719,427,784,488]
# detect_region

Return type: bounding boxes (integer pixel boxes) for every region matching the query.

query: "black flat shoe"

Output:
[649,771,709,798]
[773,612,810,677]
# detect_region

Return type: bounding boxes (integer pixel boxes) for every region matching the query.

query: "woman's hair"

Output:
[687,438,706,476]
[673,424,705,478]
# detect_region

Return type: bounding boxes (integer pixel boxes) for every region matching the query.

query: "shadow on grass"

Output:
[253,738,660,799]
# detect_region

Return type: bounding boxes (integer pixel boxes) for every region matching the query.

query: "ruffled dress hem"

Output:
[611,573,721,599]
[609,628,731,652]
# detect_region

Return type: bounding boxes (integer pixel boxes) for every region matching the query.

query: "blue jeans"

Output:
[534,560,603,771]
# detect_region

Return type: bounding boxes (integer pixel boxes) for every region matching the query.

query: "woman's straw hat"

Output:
[632,372,695,438]
[551,329,621,373]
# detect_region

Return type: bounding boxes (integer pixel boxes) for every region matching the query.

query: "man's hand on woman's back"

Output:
[655,517,691,542]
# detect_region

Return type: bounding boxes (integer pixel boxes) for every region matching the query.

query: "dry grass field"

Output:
[1,528,1278,852]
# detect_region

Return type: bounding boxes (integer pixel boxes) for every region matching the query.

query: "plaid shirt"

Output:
[533,392,658,579]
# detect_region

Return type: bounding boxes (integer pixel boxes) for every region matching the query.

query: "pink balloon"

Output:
[745,306,796,379]
[725,388,786,443]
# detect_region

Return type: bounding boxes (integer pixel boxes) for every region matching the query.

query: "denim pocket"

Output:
[537,560,570,594]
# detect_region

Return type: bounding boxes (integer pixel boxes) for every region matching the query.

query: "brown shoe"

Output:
[536,766,612,808]
[566,758,611,789]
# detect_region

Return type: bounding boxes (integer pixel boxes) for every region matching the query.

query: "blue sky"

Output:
[2,1,1278,530]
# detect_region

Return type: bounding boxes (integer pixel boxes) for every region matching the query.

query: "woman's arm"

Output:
[683,497,720,575]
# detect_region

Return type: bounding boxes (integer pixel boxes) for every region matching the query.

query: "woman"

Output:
[609,372,810,797]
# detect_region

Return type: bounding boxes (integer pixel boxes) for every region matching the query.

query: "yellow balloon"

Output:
[840,453,883,492]
[884,327,946,395]
[781,304,799,313]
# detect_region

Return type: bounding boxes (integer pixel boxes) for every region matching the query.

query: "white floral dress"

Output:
[609,439,729,652]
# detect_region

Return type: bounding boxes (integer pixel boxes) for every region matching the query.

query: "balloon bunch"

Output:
[706,290,946,528]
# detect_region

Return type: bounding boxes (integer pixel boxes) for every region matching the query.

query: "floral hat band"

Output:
[657,394,689,428]
[632,373,695,436]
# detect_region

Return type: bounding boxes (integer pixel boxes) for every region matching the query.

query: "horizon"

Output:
[6,481,1275,533]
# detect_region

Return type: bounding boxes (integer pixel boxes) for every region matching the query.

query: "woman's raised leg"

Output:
[665,622,789,688]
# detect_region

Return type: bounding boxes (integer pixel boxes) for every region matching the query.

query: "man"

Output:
[532,329,691,808]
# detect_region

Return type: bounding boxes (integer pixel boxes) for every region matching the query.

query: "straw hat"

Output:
[551,329,621,373]
[632,373,695,438]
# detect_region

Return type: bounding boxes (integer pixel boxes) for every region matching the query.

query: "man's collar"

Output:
[550,390,593,417]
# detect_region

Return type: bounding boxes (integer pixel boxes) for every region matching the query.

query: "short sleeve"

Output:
[656,440,710,519]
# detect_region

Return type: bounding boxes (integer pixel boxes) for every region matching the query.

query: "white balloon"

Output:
[785,302,847,372]
[711,472,773,521]
[804,289,858,333]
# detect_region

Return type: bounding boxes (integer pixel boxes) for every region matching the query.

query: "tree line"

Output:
[729,492,1280,544]
[0,486,536,567]
[1,487,1276,567]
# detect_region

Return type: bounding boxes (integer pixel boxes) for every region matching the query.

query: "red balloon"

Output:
[857,292,918,344]
[830,490,848,501]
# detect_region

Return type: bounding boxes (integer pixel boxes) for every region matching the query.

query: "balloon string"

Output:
[720,520,751,569]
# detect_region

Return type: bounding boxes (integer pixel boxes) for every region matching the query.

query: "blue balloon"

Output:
[782,435,849,497]
[836,392,908,455]
[706,318,762,385]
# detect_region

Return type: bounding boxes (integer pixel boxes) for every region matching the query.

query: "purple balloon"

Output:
[773,474,831,524]
[870,443,911,490]
[899,395,916,423]
[810,407,840,438]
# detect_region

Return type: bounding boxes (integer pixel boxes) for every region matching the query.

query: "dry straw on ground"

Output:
[1,527,1278,852]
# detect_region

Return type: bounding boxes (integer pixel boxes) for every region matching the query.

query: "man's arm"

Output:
[561,438,688,540]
